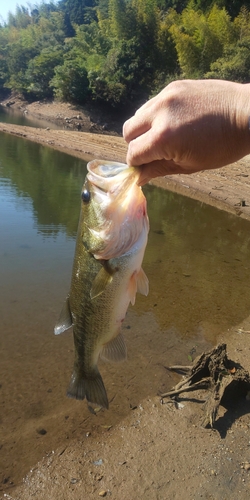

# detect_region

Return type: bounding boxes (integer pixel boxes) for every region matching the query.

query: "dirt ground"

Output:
[1,97,250,500]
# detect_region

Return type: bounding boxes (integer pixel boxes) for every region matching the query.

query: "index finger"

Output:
[126,128,165,167]
[123,113,151,144]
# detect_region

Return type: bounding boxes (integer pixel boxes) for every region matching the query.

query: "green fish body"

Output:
[55,160,149,409]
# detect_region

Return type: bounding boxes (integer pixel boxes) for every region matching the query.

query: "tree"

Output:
[206,6,250,82]
[25,47,63,97]
[108,0,126,38]
[206,40,250,82]
[51,60,89,102]
[169,4,235,77]
[59,0,97,25]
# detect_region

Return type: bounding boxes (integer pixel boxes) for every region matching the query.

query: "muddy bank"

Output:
[0,94,124,135]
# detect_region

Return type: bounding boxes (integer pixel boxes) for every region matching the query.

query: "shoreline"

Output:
[0,117,250,221]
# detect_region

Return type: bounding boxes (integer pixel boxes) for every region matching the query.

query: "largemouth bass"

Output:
[54,159,149,409]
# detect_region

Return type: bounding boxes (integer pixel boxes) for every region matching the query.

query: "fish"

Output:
[54,159,149,409]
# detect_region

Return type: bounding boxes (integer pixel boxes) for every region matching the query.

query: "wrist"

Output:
[235,83,250,156]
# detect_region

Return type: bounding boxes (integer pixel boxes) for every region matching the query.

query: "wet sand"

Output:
[1,100,250,500]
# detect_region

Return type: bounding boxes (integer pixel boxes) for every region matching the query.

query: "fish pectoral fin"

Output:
[90,262,118,299]
[128,268,149,306]
[100,332,127,362]
[128,271,138,306]
[54,296,73,335]
[137,267,149,296]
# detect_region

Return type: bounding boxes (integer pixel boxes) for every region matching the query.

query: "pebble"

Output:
[93,459,103,466]
[98,491,107,497]
[36,428,47,435]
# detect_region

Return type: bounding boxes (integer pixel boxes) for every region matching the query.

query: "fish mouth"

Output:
[87,160,130,180]
[85,160,149,260]
[87,160,139,198]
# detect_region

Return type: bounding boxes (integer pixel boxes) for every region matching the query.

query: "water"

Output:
[1,132,250,490]
[0,104,61,129]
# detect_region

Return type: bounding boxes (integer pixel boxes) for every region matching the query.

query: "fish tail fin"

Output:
[67,370,109,409]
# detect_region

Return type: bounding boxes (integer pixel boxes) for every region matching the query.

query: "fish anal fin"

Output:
[137,267,149,296]
[100,332,127,362]
[54,296,72,335]
[67,369,109,409]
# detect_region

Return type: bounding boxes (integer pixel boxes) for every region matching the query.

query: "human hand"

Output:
[123,80,250,185]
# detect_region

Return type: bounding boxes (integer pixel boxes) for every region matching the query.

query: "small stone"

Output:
[98,491,107,497]
[36,428,47,435]
[93,459,103,466]
[244,462,250,471]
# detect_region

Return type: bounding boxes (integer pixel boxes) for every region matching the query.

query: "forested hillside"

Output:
[0,0,249,112]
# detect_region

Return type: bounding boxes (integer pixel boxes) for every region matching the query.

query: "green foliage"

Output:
[51,60,89,103]
[206,40,250,82]
[206,7,250,82]
[169,4,235,77]
[0,0,249,112]
[25,47,64,98]
[60,0,98,26]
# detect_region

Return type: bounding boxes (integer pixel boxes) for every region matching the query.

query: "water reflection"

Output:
[0,104,61,129]
[1,133,250,490]
[144,185,250,343]
[0,133,86,237]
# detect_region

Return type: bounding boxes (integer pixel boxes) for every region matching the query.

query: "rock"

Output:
[36,428,47,435]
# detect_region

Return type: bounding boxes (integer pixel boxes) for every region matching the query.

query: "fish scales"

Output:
[54,160,149,409]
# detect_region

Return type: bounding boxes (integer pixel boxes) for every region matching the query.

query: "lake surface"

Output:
[0,104,61,129]
[1,131,250,490]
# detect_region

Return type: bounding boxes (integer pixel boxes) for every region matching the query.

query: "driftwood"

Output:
[161,343,250,428]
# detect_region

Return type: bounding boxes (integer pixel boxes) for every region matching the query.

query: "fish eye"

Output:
[81,189,91,203]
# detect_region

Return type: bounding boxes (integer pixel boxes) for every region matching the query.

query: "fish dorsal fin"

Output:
[137,267,149,296]
[100,332,127,362]
[90,261,118,299]
[54,296,72,335]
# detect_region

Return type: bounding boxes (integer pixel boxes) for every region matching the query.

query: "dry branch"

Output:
[161,344,250,428]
